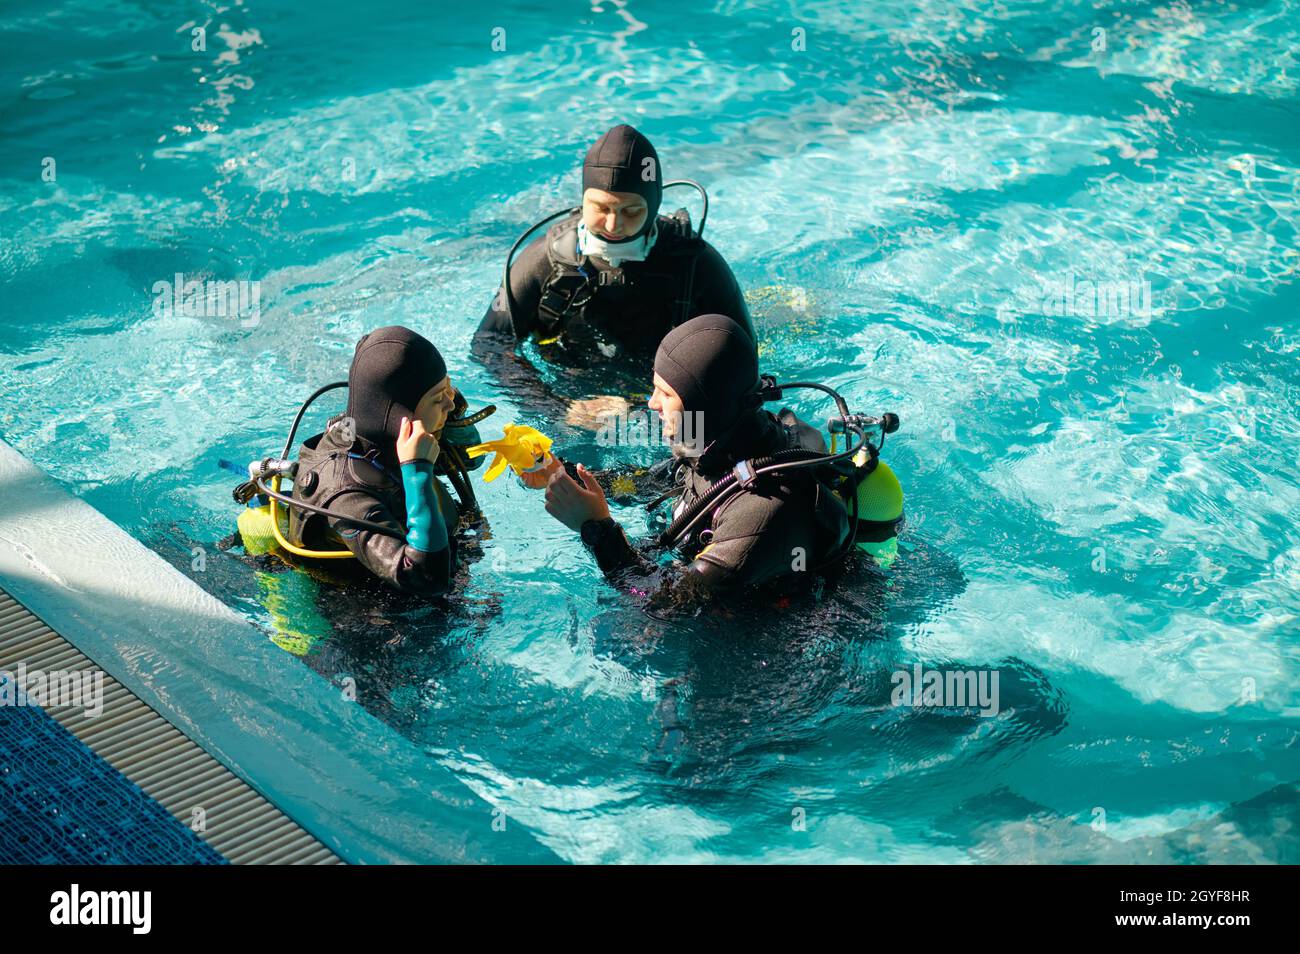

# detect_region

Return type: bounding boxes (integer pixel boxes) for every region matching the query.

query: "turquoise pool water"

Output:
[2,0,1298,863]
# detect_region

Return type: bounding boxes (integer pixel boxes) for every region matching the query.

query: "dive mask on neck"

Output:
[578,222,658,268]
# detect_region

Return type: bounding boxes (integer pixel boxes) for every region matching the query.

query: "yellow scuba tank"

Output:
[237,496,356,561]
[846,451,904,568]
[236,503,287,556]
[825,422,905,568]
[779,404,904,569]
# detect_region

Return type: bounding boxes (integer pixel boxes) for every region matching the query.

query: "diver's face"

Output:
[648,373,684,440]
[415,375,456,434]
[582,188,648,242]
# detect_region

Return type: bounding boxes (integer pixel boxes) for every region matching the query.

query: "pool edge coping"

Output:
[0,437,560,865]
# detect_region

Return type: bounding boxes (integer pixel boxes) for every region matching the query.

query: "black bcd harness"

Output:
[534,209,702,340]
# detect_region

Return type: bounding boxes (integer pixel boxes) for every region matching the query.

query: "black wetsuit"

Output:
[563,312,848,608]
[474,210,754,360]
[579,409,849,606]
[285,326,463,596]
[472,124,752,415]
[288,421,460,596]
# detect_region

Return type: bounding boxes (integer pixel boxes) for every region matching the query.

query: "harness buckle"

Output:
[732,459,757,489]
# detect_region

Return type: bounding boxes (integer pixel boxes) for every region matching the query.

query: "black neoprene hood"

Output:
[582,124,662,237]
[345,325,447,458]
[654,314,759,447]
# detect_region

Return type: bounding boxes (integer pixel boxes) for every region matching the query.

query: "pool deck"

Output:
[0,438,558,864]
[1,586,339,863]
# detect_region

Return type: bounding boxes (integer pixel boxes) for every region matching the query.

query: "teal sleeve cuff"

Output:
[401,460,449,553]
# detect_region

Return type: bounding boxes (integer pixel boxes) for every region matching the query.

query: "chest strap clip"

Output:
[732,459,757,489]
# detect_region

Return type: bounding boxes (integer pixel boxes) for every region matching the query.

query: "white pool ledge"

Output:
[0,437,556,864]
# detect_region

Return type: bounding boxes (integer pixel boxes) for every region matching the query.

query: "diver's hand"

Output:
[544,464,610,531]
[565,395,631,430]
[397,416,440,465]
[519,454,563,490]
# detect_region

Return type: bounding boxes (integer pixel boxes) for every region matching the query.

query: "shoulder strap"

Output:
[656,210,702,325]
[659,208,697,246]
[536,219,599,336]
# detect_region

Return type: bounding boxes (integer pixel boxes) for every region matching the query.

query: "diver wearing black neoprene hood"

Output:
[285,327,465,594]
[474,125,754,372]
[541,314,851,603]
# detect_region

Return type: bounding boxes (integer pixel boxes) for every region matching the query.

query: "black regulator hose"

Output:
[503,207,580,330]
[439,445,480,515]
[252,473,407,540]
[658,447,834,548]
[766,379,850,417]
[280,381,348,459]
[663,179,709,238]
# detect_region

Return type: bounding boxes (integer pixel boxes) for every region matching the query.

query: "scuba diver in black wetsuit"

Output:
[533,314,906,609]
[286,327,459,594]
[472,124,754,428]
[233,326,493,599]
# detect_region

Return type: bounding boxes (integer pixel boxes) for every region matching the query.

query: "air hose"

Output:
[657,445,865,550]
